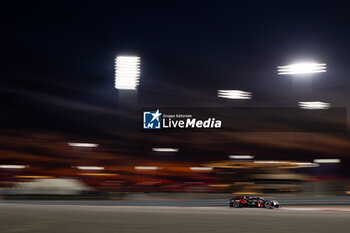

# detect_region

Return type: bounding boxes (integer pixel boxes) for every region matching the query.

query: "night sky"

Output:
[1,1,350,178]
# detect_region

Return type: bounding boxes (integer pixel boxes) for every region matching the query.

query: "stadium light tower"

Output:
[115,56,141,90]
[277,62,326,75]
[298,101,330,109]
[277,62,328,108]
[217,90,252,99]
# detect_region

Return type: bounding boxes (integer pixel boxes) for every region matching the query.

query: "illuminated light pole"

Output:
[277,61,328,149]
[114,55,141,110]
[217,90,252,99]
[277,63,327,75]
[115,56,141,90]
[217,89,251,107]
[277,61,327,101]
[298,101,330,109]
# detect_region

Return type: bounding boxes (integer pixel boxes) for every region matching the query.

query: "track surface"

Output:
[0,203,350,233]
[3,196,350,206]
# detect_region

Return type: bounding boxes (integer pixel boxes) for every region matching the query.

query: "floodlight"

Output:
[115,56,141,90]
[217,90,252,99]
[299,101,330,109]
[277,63,326,75]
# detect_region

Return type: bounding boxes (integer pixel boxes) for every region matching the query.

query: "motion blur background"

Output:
[1,0,350,200]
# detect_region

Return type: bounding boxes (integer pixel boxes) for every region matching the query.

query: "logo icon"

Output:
[143,109,162,129]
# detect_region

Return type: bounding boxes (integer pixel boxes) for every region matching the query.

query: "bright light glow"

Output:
[254,161,319,168]
[78,173,118,176]
[299,101,330,109]
[115,56,141,90]
[190,167,213,171]
[0,165,28,169]
[288,162,319,168]
[152,148,179,152]
[74,166,104,170]
[294,162,319,167]
[253,161,284,164]
[134,166,160,170]
[15,176,53,179]
[313,159,341,163]
[229,155,254,159]
[217,90,252,99]
[67,142,99,148]
[277,63,326,75]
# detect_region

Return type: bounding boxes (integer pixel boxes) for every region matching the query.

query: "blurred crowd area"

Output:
[0,165,349,198]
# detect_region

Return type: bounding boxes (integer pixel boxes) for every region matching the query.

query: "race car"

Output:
[229,196,280,208]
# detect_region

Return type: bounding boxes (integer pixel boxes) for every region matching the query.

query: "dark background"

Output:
[0,1,350,178]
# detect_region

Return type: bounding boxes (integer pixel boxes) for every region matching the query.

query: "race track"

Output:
[0,203,349,233]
